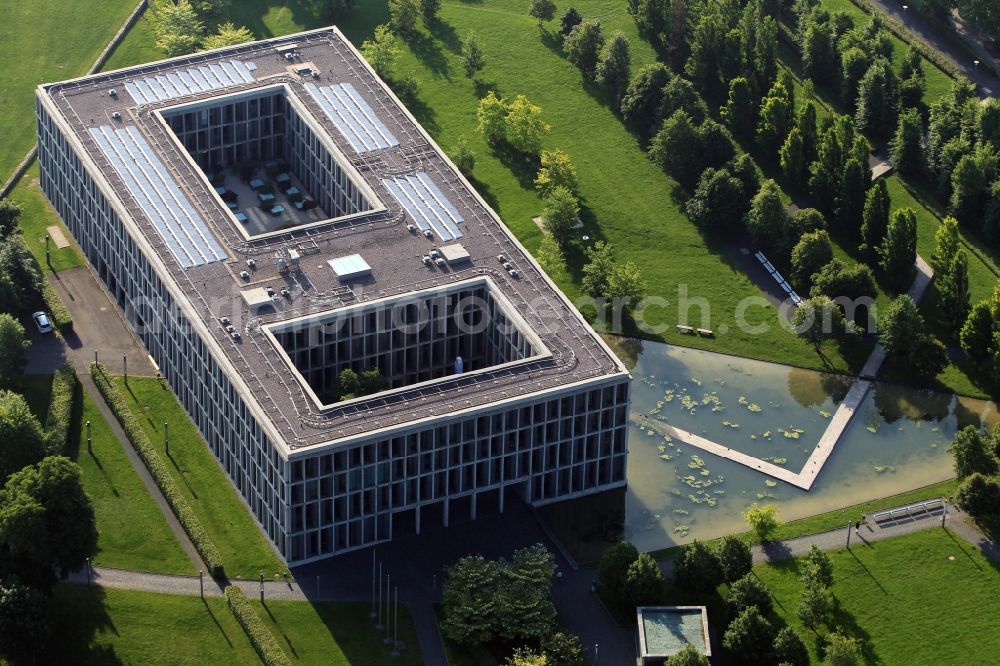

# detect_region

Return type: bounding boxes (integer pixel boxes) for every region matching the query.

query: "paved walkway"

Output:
[865,0,1000,98]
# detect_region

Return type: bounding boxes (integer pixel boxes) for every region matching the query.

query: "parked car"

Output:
[32,311,53,334]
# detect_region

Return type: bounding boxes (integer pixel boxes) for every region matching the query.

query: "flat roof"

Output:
[637,606,712,658]
[38,27,627,454]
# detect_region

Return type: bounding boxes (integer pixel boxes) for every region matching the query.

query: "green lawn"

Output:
[0,0,138,181]
[648,478,959,560]
[755,528,1000,664]
[48,586,260,665]
[819,0,954,104]
[112,375,286,578]
[7,162,85,272]
[254,599,423,666]
[71,388,194,574]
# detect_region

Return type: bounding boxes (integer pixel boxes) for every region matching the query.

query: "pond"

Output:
[610,337,995,553]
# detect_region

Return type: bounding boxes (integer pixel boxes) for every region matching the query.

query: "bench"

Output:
[873,498,944,524]
[696,328,714,337]
[676,325,694,335]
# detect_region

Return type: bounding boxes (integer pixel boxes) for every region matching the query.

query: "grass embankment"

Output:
[8,162,85,272]
[112,375,285,579]
[49,586,260,665]
[756,528,1000,664]
[648,478,959,560]
[0,0,137,180]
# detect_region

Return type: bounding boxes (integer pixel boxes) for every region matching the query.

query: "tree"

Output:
[529,0,557,27]
[824,632,864,666]
[685,168,745,232]
[620,63,671,136]
[802,544,834,588]
[202,22,254,50]
[581,241,616,298]
[497,545,556,642]
[439,555,502,645]
[607,260,647,310]
[685,9,730,99]
[955,472,1000,518]
[542,186,580,245]
[359,368,384,395]
[879,209,918,291]
[791,231,834,291]
[802,20,839,85]
[727,574,773,616]
[791,207,828,240]
[535,234,564,275]
[564,20,604,77]
[960,301,994,364]
[780,128,808,191]
[797,581,833,630]
[856,59,900,137]
[595,32,631,104]
[986,181,1000,243]
[743,502,779,541]
[338,368,360,399]
[541,631,586,666]
[793,296,851,351]
[721,77,755,140]
[890,107,925,176]
[624,552,664,605]
[932,216,960,270]
[859,179,890,261]
[0,577,50,664]
[938,250,971,335]
[950,426,999,479]
[461,32,486,79]
[535,149,578,197]
[837,157,868,237]
[0,391,45,485]
[756,81,794,156]
[0,237,40,316]
[189,0,232,18]
[657,76,708,126]
[0,457,98,583]
[420,0,441,24]
[476,91,509,144]
[597,540,638,601]
[878,295,925,357]
[773,626,810,666]
[716,534,753,584]
[664,645,710,666]
[746,181,792,256]
[361,24,399,79]
[955,0,1000,44]
[649,111,700,189]
[451,137,476,176]
[673,540,721,592]
[388,0,419,34]
[797,103,819,166]
[840,47,871,108]
[810,259,877,304]
[722,606,776,663]
[506,648,547,666]
[950,149,997,225]
[0,314,30,389]
[561,7,583,36]
[0,199,22,239]
[505,95,550,155]
[152,0,205,56]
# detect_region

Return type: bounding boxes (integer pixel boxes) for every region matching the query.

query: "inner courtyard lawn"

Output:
[48,586,260,665]
[112,375,286,579]
[754,528,1000,665]
[0,0,138,180]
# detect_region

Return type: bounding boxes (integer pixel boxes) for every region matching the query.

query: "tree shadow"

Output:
[390,80,439,134]
[473,79,501,99]
[488,142,540,192]
[405,31,452,80]
[429,19,462,55]
[47,585,123,664]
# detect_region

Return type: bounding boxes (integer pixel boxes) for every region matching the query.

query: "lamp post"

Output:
[384,574,392,644]
[123,354,127,383]
[164,422,169,456]
[370,550,377,618]
[86,420,92,454]
[259,569,264,603]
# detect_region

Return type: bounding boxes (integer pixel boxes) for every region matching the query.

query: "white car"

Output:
[32,311,53,334]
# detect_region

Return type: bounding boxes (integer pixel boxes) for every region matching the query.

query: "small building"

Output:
[637,606,712,665]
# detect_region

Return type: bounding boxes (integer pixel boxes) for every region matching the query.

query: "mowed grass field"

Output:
[0,0,138,180]
[112,376,286,579]
[755,528,1000,664]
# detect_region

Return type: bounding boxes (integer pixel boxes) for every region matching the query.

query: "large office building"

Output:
[37,28,630,564]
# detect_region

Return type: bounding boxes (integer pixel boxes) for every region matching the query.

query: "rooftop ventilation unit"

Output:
[246,259,256,269]
[109,89,117,97]
[407,224,416,233]
[111,111,121,120]
[288,249,301,269]
[240,270,250,280]
[328,254,372,281]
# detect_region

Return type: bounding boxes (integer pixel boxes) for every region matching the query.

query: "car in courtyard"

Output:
[32,311,53,334]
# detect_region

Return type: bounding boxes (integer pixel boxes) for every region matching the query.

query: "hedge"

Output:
[223,586,291,666]
[40,279,73,332]
[44,363,78,455]
[88,362,225,578]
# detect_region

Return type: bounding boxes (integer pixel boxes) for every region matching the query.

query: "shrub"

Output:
[89,363,225,578]
[744,502,779,541]
[44,364,78,456]
[624,552,664,605]
[955,472,1000,518]
[673,540,721,593]
[716,535,752,584]
[223,586,291,666]
[727,574,773,616]
[40,273,72,332]
[597,540,638,601]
